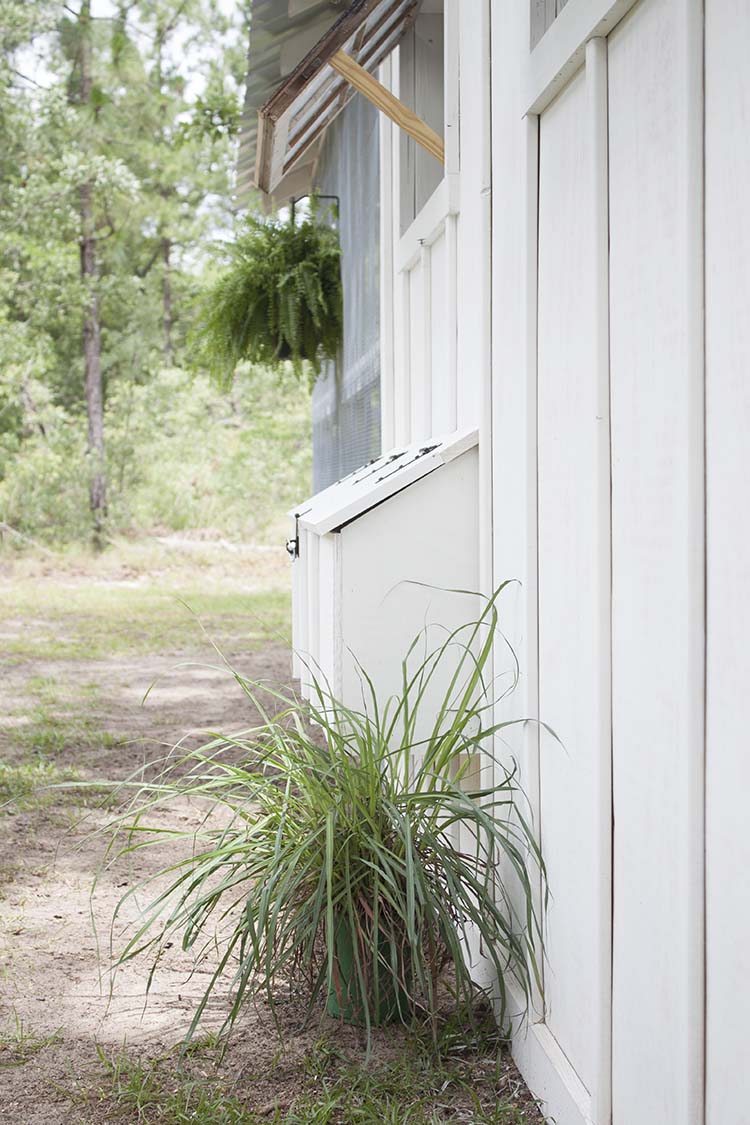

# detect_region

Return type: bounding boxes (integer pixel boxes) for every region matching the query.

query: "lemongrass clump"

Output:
[103,586,546,1044]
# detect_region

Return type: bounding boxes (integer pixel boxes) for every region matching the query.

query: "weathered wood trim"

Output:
[329,49,445,164]
[255,0,418,192]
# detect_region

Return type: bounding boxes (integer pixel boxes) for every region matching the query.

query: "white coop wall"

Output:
[290,1,750,1121]
[536,56,610,1106]
[491,1,750,1124]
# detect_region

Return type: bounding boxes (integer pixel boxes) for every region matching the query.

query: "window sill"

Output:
[397,174,460,272]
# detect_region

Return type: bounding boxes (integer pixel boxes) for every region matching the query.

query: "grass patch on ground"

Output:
[0,677,121,813]
[0,758,81,812]
[13,704,123,757]
[0,1012,62,1066]
[0,679,122,814]
[0,539,292,661]
[82,1019,540,1125]
[0,582,291,663]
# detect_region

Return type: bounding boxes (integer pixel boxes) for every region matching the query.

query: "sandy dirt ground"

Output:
[0,635,300,1121]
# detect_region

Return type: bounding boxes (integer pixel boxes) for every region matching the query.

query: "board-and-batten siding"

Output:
[380,0,749,1120]
[493,0,718,1122]
[705,2,750,1122]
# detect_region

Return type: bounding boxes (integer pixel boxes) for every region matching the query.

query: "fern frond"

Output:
[191,211,343,383]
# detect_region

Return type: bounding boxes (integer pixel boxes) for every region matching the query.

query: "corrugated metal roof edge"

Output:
[238,0,347,201]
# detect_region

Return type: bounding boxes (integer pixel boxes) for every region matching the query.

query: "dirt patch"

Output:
[0,634,296,1122]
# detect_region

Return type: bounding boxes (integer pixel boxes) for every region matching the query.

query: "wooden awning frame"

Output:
[255,0,444,195]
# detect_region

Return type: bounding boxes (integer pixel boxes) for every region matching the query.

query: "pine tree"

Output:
[0,0,245,544]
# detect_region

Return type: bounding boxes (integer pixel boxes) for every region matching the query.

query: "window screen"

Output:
[399,2,444,233]
[311,91,381,492]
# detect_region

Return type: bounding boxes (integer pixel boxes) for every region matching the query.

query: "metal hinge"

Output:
[286,514,300,560]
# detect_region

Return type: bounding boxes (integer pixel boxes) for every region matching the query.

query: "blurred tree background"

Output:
[0,0,311,547]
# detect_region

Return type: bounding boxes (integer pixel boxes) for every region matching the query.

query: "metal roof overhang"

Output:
[253,0,418,196]
[238,1,345,202]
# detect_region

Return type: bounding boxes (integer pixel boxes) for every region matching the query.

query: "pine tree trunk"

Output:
[77,0,107,544]
[80,180,106,534]
[161,236,173,363]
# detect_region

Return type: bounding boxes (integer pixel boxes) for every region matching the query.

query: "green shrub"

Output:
[105,588,545,1045]
[0,407,91,543]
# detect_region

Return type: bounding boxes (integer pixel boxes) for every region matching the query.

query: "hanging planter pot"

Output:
[195,210,343,380]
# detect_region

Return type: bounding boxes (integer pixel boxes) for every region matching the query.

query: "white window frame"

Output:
[397,0,459,264]
[380,0,461,448]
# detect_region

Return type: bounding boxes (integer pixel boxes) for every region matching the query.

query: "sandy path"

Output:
[0,641,303,1122]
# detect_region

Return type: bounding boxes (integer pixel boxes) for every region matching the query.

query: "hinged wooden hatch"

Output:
[255,0,444,195]
[291,427,478,535]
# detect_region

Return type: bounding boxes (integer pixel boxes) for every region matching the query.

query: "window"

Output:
[399,0,444,233]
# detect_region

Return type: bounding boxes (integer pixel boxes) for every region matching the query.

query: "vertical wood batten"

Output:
[445,213,458,431]
[524,111,543,1023]
[584,35,612,1125]
[442,1,460,440]
[477,0,493,600]
[420,242,433,434]
[399,269,412,442]
[704,3,749,1122]
[684,2,706,1117]
[444,0,460,178]
[306,532,320,699]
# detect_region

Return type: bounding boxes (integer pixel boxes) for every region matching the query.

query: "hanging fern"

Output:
[194,211,343,381]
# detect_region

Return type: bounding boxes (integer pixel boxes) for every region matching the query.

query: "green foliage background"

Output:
[0,365,311,543]
[0,0,313,545]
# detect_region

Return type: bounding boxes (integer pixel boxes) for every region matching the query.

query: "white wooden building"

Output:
[241,2,750,1121]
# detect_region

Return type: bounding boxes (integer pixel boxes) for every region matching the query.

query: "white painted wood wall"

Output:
[375,0,750,1121]
[490,0,750,1122]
